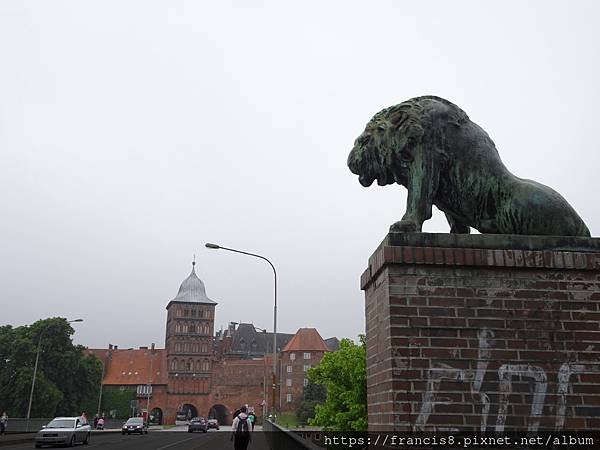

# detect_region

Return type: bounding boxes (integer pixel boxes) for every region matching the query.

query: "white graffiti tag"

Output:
[415,328,493,431]
[496,364,547,433]
[555,363,600,430]
[414,330,599,432]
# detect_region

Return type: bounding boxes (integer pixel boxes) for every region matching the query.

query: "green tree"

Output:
[307,335,367,431]
[296,381,326,424]
[0,318,102,418]
[99,388,137,419]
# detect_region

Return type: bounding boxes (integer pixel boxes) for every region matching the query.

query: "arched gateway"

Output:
[208,404,230,425]
[149,408,163,425]
[176,403,198,422]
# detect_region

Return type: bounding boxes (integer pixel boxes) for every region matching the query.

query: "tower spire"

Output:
[192,254,196,269]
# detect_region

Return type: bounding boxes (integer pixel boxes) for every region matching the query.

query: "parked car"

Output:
[35,416,91,448]
[121,417,148,435]
[188,417,208,433]
[207,418,219,430]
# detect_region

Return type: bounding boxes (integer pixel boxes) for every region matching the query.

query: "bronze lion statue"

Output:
[348,96,590,236]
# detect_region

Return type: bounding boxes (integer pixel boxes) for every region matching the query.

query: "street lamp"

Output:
[145,346,155,425]
[205,243,278,417]
[26,318,84,432]
[253,326,269,419]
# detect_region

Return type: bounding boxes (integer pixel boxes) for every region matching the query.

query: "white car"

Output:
[35,416,91,447]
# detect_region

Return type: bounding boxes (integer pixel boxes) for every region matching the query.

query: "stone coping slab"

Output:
[362,233,600,290]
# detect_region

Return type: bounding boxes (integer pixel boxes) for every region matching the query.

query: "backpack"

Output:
[235,416,249,435]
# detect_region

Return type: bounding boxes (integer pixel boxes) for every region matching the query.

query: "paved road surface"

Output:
[8,430,270,450]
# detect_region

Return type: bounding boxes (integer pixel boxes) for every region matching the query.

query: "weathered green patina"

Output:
[347,96,590,236]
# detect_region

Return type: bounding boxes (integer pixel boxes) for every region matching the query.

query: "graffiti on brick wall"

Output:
[414,328,493,431]
[496,364,547,432]
[411,328,600,432]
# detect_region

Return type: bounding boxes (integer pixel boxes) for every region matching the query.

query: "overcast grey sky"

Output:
[1,1,599,349]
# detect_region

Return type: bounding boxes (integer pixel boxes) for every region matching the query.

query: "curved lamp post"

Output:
[26,318,84,432]
[205,243,278,416]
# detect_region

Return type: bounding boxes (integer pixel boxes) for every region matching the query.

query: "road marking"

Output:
[154,435,203,450]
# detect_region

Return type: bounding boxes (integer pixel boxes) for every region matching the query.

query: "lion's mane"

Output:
[348,96,471,185]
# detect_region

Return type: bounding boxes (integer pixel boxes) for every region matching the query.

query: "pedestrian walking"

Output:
[248,409,256,431]
[231,405,252,450]
[93,414,99,430]
[0,412,7,436]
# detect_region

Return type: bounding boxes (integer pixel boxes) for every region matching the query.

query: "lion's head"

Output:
[347,96,468,187]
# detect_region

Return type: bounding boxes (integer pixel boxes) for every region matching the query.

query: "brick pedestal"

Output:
[361,233,600,432]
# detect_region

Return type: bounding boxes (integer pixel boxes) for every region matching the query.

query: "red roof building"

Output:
[87,263,336,424]
[280,328,331,411]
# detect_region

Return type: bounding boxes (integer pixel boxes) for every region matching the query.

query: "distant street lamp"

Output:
[26,318,84,432]
[253,326,269,418]
[205,243,278,417]
[145,346,155,425]
[96,355,106,417]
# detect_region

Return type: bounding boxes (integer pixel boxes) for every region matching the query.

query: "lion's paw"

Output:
[390,220,420,233]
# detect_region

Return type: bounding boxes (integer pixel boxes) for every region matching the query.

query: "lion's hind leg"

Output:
[445,212,471,234]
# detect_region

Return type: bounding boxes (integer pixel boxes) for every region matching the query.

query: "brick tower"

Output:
[164,260,217,421]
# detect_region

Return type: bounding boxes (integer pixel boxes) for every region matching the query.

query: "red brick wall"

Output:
[141,385,169,423]
[362,236,600,432]
[164,393,212,424]
[112,358,269,425]
[210,359,269,422]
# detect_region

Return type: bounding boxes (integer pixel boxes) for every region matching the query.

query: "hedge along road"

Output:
[8,430,270,450]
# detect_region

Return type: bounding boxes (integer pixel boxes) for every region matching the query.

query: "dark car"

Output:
[207,418,219,430]
[188,417,208,433]
[121,417,148,435]
[35,417,91,448]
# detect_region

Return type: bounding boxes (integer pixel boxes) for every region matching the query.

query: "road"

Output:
[9,427,270,450]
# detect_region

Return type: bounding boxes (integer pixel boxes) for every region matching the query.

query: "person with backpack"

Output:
[230,405,252,450]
